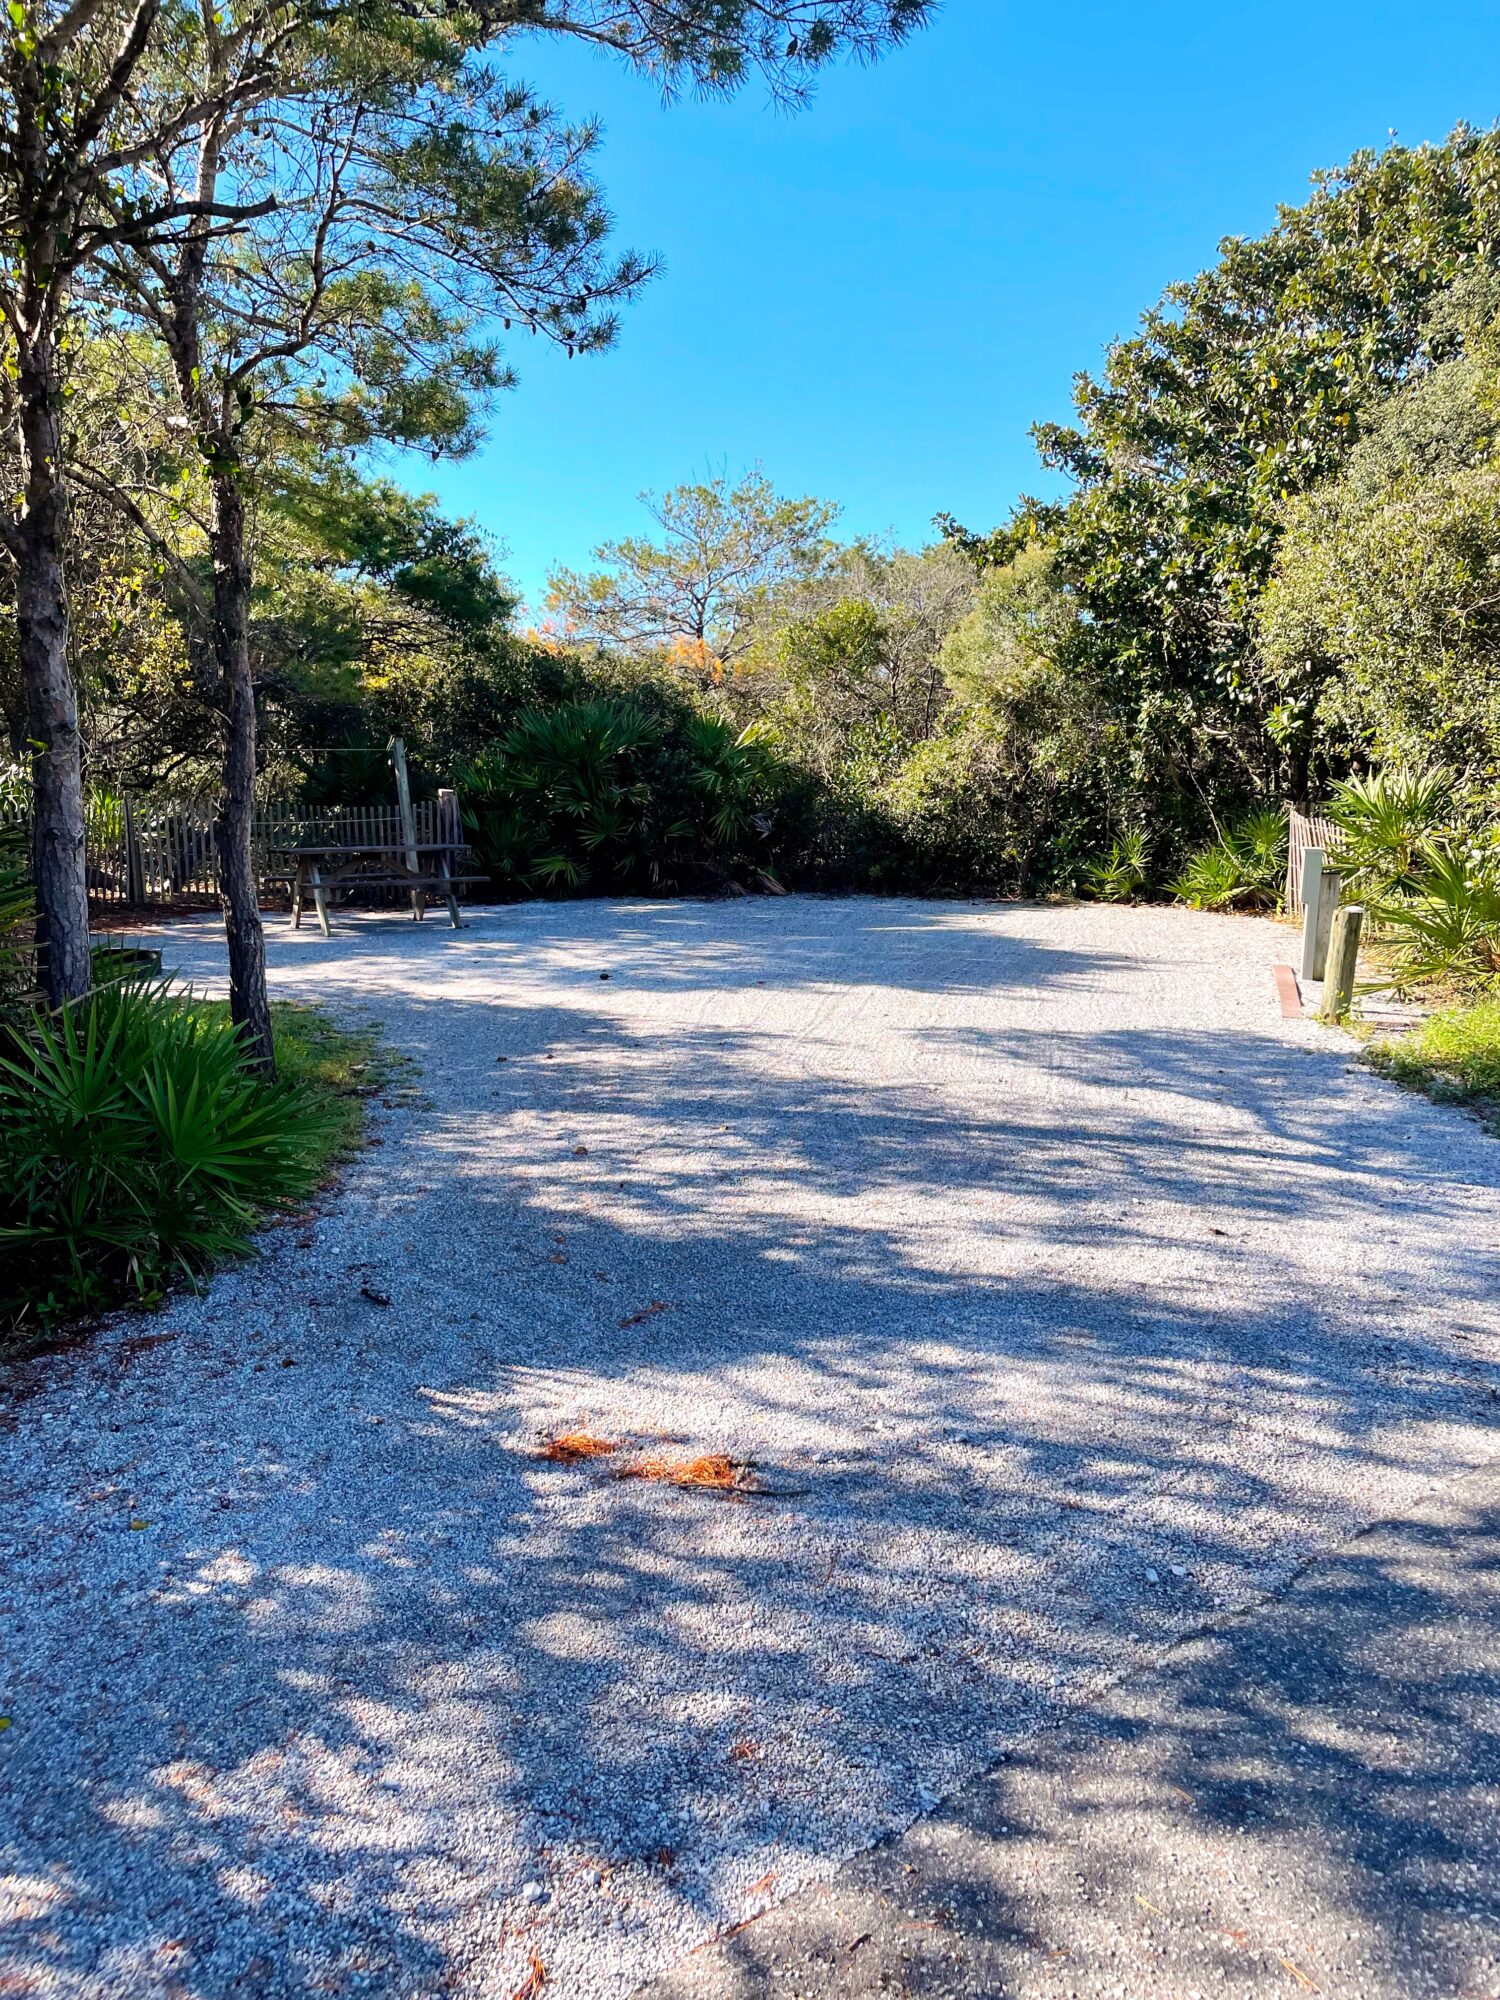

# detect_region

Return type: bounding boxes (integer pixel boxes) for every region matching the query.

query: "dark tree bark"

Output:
[14,318,92,1007]
[208,467,274,1074]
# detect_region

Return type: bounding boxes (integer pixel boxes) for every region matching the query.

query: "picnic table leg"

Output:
[439,853,461,928]
[291,870,303,930]
[310,864,332,939]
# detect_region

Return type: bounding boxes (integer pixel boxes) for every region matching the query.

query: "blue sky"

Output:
[415,0,1500,613]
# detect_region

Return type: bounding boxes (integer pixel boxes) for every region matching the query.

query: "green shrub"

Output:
[0,979,342,1335]
[1326,766,1458,900]
[0,823,34,1020]
[1372,837,1500,990]
[457,697,779,895]
[1367,996,1500,1125]
[1169,808,1287,911]
[1081,833,1148,903]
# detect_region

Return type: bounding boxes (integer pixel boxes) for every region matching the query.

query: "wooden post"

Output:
[309,861,332,939]
[122,793,146,907]
[437,786,459,850]
[1303,860,1344,982]
[1319,903,1364,1022]
[389,736,422,920]
[436,787,463,927]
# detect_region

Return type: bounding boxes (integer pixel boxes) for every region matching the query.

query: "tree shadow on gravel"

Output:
[2,903,1496,1998]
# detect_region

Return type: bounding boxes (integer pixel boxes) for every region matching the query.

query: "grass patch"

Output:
[1366,996,1500,1129]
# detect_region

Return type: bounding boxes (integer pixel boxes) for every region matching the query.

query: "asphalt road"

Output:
[642,1457,1500,2000]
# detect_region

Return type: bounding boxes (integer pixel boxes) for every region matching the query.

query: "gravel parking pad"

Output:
[2,897,1497,1998]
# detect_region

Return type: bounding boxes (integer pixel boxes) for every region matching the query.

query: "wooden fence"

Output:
[6,794,464,909]
[1286,807,1337,916]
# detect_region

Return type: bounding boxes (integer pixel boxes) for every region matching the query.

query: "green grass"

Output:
[194,999,397,1174]
[1366,996,1500,1129]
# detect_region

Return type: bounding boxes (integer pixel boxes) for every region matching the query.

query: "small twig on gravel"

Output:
[618,1300,673,1328]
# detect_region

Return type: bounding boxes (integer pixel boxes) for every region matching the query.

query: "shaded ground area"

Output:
[0,898,1496,1999]
[643,1458,1500,2000]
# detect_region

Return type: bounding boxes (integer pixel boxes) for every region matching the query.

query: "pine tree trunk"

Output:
[209,471,275,1076]
[15,322,91,1007]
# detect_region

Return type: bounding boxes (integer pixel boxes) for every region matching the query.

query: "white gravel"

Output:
[2,895,1497,2000]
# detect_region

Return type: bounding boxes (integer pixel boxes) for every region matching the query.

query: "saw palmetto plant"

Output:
[0,976,337,1332]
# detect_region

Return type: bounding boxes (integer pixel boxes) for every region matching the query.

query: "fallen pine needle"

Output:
[537,1431,622,1463]
[616,1452,753,1492]
[1279,1960,1321,1994]
[619,1300,672,1328]
[511,1951,546,2000]
[1135,1896,1167,1918]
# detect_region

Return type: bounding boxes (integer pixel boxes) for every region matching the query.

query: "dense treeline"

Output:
[10,117,1500,961]
[538,131,1500,899]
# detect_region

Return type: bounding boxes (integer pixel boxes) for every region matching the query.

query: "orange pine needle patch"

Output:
[511,1950,547,2000]
[537,1430,622,1464]
[615,1452,754,1492]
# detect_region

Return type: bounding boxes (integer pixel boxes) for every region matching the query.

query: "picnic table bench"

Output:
[267,841,487,936]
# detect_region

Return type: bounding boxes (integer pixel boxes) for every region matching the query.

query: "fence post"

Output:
[1319,904,1364,1023]
[122,794,146,906]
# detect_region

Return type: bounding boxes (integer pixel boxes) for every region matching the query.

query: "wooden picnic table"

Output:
[267,840,487,936]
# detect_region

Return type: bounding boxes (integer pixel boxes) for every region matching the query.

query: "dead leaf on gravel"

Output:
[729,1739,762,1764]
[618,1300,672,1328]
[510,1951,546,2000]
[537,1431,622,1463]
[571,1145,588,1157]
[360,1284,391,1307]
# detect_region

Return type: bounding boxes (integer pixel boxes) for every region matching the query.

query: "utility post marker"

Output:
[1300,848,1344,982]
[1319,904,1365,1023]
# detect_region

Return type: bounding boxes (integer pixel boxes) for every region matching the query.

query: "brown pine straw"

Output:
[536,1430,622,1463]
[510,1950,546,2000]
[536,1435,808,1497]
[615,1452,757,1493]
